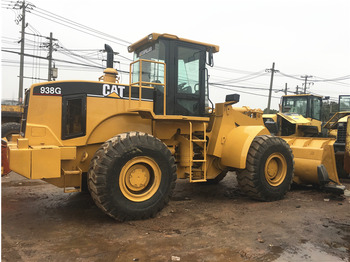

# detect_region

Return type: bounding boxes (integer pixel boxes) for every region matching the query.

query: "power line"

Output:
[210,82,275,92]
[211,70,267,85]
[34,6,131,45]
[2,49,130,74]
[211,84,281,99]
[312,75,350,82]
[29,8,131,48]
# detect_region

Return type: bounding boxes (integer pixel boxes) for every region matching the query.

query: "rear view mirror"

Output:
[207,47,214,67]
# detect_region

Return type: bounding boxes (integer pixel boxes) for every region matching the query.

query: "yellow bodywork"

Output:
[263,112,321,137]
[8,66,341,190]
[263,94,323,137]
[7,51,270,191]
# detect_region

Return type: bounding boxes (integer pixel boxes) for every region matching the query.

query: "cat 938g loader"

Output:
[7,33,344,221]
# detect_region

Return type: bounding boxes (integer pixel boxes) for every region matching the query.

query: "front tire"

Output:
[236,135,294,201]
[88,132,177,221]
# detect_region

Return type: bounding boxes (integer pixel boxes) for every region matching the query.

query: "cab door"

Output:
[167,41,206,116]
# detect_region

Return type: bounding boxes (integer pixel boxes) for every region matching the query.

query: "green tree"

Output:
[263,108,278,114]
[321,101,339,122]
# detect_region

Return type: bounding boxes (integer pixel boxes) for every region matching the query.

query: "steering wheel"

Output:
[178,82,192,93]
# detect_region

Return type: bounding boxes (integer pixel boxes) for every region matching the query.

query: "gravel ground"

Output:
[2,171,350,262]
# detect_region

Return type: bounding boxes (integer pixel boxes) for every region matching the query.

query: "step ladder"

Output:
[189,122,207,182]
[62,168,82,193]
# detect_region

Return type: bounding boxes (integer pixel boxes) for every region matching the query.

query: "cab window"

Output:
[311,97,321,120]
[62,95,86,140]
[132,41,166,85]
[283,97,307,117]
[177,46,200,95]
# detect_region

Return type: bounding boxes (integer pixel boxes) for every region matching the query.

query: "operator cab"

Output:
[281,94,322,121]
[128,33,219,117]
[339,95,350,112]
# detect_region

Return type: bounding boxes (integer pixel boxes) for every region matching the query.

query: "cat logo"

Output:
[102,84,125,98]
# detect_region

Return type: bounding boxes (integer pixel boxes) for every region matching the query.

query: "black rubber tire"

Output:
[236,135,294,201]
[2,122,21,141]
[88,132,177,221]
[75,173,89,193]
[205,171,227,184]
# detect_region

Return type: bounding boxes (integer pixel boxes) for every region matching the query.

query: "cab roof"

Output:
[128,33,220,53]
[283,94,323,98]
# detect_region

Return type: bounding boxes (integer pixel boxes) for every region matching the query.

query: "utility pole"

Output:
[266,62,279,113]
[47,32,53,81]
[18,0,26,103]
[284,83,288,95]
[12,0,34,102]
[301,75,313,94]
[295,85,299,94]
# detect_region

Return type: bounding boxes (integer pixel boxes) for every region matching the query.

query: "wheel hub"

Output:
[264,153,287,186]
[119,157,161,202]
[126,165,150,191]
[267,159,278,177]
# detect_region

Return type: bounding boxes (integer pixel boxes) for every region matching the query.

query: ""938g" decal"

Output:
[39,86,62,95]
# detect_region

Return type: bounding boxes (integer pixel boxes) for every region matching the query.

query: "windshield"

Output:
[339,95,350,111]
[132,40,166,85]
[282,97,308,117]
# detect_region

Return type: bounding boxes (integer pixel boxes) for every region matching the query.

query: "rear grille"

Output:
[336,123,346,144]
[21,89,30,136]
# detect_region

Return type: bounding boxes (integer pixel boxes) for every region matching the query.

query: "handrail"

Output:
[129,59,167,115]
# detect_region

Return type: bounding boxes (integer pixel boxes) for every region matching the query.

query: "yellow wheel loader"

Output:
[263,94,323,137]
[264,94,350,179]
[323,95,350,178]
[7,33,345,221]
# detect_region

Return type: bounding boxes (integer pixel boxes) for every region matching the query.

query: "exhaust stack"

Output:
[102,44,118,83]
[105,44,114,68]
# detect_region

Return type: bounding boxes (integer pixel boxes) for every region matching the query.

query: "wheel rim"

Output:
[264,153,287,186]
[119,156,161,202]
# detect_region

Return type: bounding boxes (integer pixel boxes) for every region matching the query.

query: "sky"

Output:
[1,0,350,110]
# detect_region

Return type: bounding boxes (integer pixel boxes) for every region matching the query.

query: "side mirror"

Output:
[207,47,214,67]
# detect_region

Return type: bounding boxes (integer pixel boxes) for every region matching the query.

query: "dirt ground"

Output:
[2,171,350,262]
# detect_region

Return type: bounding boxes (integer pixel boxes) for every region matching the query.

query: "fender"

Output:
[220,125,269,169]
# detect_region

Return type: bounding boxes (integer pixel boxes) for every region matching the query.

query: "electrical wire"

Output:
[211,84,281,99]
[34,6,131,45]
[29,7,131,48]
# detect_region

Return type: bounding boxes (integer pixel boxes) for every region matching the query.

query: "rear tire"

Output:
[236,135,294,201]
[2,122,21,141]
[88,132,177,221]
